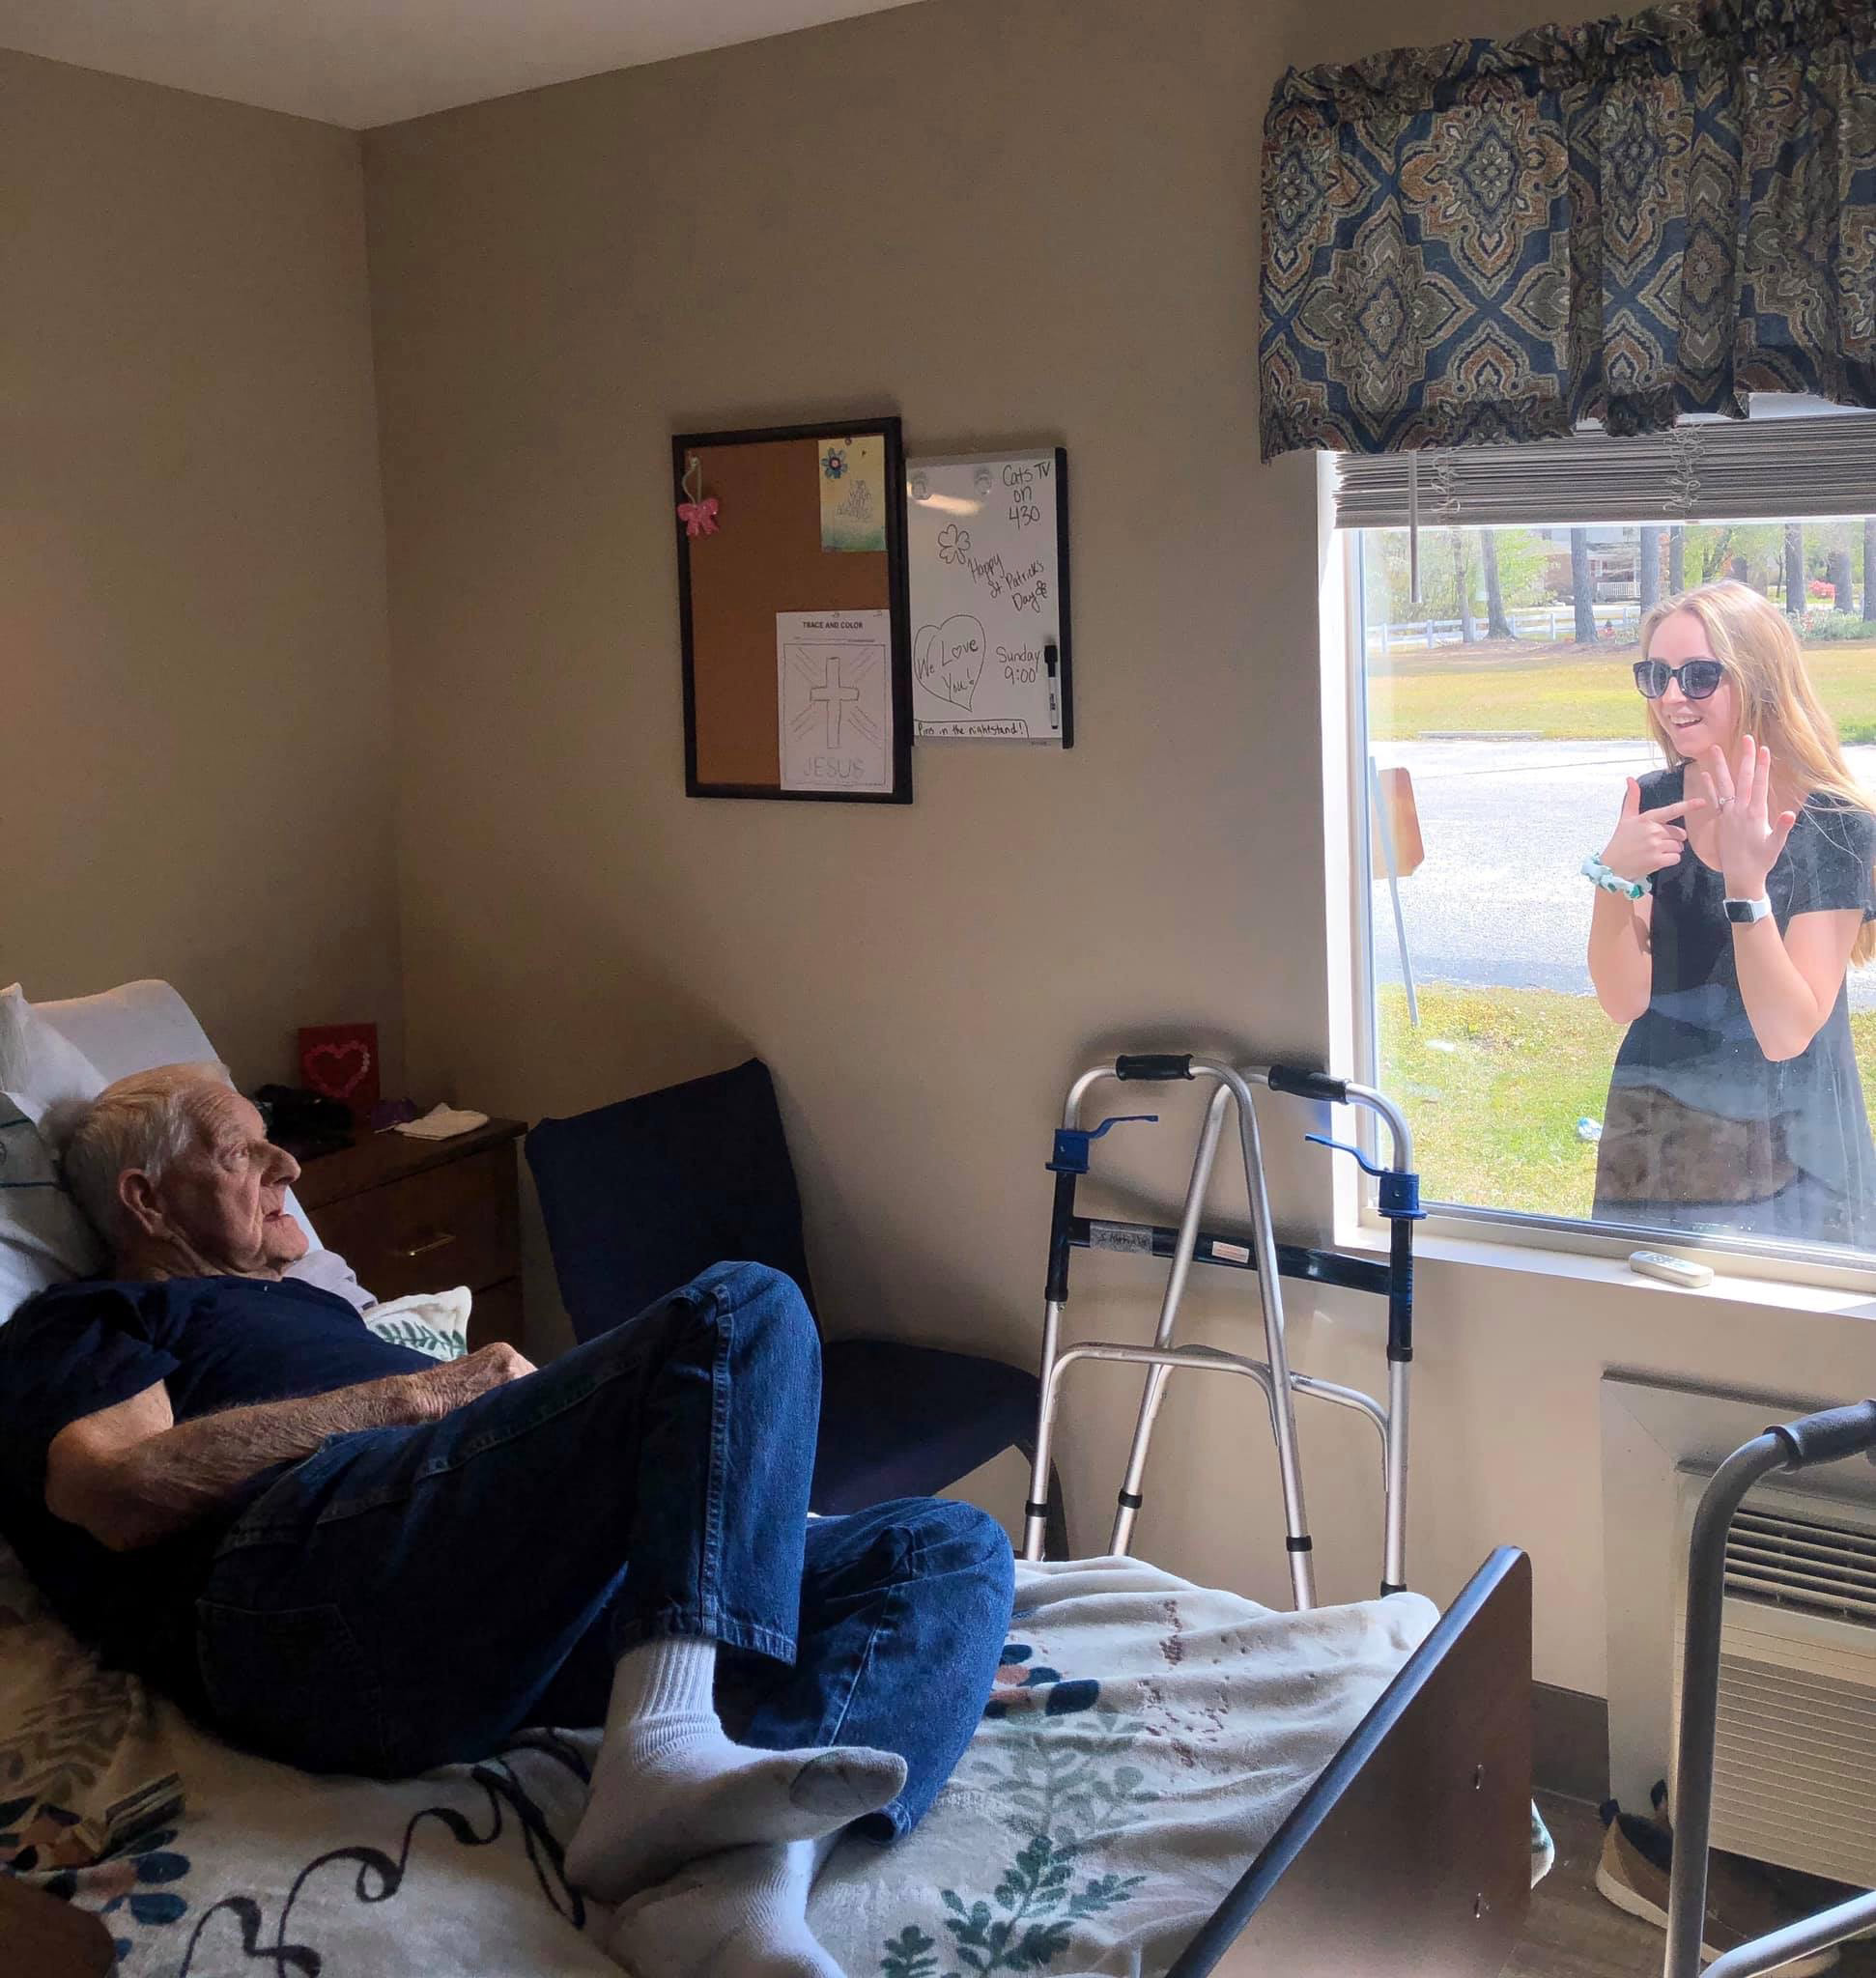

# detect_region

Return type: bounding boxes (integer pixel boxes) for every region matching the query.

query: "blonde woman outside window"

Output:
[1586,580,1876,1249]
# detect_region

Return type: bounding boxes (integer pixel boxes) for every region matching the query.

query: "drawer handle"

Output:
[399,1231,457,1259]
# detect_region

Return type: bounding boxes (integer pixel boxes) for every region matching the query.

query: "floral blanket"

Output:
[1,1540,1545,1976]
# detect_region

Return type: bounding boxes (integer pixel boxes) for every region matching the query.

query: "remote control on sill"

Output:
[1628,1249,1715,1289]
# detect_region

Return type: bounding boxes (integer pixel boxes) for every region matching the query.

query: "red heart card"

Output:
[298,1022,380,1121]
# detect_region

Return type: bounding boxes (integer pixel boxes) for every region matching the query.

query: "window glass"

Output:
[1357,519,1876,1256]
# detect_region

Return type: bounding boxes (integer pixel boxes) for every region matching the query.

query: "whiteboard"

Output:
[906,449,1071,745]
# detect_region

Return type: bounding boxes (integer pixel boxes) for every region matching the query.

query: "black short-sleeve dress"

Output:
[1592,764,1876,1249]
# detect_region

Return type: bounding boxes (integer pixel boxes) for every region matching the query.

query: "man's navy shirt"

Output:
[0,1274,432,1665]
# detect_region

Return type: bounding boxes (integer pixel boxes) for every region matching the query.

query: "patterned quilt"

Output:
[0,1541,1548,1976]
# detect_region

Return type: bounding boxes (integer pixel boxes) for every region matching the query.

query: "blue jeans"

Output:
[192,1262,1014,1841]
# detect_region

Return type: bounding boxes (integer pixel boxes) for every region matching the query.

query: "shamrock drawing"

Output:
[937,523,972,565]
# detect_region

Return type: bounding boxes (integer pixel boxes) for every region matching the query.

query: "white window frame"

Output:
[1322,456,1876,1297]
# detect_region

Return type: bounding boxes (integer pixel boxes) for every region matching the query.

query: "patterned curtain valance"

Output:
[1258,0,1876,461]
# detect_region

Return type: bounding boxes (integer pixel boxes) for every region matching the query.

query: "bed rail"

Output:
[1166,1547,1533,1978]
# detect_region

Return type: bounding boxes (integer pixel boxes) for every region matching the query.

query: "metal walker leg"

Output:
[1107,1086,1233,1557]
[1665,1402,1876,1978]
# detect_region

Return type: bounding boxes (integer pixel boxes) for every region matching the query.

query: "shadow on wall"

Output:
[401,808,753,1122]
[399,793,1338,1397]
[407,844,1009,1372]
[405,847,755,1359]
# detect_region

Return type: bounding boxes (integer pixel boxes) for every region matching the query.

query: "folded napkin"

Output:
[391,1103,490,1141]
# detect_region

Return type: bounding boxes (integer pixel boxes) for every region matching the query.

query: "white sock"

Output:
[564,1636,904,1903]
[604,1835,846,1978]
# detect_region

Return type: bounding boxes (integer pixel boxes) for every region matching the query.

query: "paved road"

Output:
[1371,740,1876,1008]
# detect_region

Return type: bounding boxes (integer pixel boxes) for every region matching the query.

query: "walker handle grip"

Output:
[1267,1064,1349,1104]
[1770,1400,1876,1471]
[1114,1055,1193,1082]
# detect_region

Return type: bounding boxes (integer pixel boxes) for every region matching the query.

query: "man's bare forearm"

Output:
[104,1374,429,1549]
[59,1343,533,1552]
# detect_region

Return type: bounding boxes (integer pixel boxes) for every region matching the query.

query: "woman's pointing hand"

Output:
[1603,777,1704,883]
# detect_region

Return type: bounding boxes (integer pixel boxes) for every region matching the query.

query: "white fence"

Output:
[1367,602,1643,655]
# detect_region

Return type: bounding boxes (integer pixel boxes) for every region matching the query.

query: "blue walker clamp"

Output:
[1048,1115,1158,1174]
[1305,1134,1424,1220]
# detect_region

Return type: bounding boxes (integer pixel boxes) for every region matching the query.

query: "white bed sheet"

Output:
[0,1541,1465,1978]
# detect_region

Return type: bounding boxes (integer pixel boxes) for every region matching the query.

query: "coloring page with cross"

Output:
[776,609,892,792]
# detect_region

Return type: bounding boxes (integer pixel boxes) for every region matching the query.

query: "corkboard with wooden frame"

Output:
[672,417,913,803]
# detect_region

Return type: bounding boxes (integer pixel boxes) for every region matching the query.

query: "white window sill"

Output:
[1341,1218,1876,1321]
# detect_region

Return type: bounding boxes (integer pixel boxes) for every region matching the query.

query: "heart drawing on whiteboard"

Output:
[305,1040,373,1100]
[914,614,988,712]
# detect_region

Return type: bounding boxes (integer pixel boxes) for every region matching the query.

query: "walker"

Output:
[1022,1053,1421,1609]
[1666,1401,1876,1978]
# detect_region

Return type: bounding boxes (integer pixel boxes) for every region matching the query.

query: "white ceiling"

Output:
[0,0,927,128]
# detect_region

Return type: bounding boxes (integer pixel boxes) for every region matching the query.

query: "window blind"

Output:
[1333,410,1876,532]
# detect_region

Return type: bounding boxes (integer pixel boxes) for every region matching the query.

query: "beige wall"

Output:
[362,0,1876,1710]
[2,52,400,1088]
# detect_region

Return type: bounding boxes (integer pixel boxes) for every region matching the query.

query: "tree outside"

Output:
[1482,530,1513,636]
[1363,526,1576,637]
[1362,519,1876,659]
[1682,521,1780,591]
[1570,528,1596,640]
[1638,523,1662,614]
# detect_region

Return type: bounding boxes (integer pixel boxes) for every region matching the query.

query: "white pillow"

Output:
[0,984,107,1123]
[361,1286,472,1362]
[0,1099,106,1281]
[0,998,111,1325]
[36,979,227,1087]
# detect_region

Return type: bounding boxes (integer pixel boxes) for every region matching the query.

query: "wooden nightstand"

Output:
[292,1119,526,1351]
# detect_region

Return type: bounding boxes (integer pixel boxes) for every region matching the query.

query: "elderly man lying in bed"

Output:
[0,1064,1014,1977]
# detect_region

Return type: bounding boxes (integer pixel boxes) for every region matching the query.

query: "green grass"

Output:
[1370,639,1876,743]
[1378,981,1876,1220]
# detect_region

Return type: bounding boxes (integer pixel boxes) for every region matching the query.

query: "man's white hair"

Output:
[51,1062,235,1244]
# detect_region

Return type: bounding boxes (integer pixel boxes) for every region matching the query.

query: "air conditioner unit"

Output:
[1672,1465,1876,1890]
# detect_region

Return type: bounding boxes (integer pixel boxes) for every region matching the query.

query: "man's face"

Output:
[151,1086,307,1275]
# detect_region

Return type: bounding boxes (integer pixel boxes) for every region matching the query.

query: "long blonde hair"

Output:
[1639,579,1876,965]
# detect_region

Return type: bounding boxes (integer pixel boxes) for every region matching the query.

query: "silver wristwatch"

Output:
[1722,894,1771,925]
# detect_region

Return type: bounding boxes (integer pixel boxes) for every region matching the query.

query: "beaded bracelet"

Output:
[1581,854,1648,901]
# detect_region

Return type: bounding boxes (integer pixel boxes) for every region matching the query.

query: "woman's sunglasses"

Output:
[1634,658,1724,701]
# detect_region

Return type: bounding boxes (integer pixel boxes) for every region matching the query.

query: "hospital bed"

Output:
[0,982,1536,1976]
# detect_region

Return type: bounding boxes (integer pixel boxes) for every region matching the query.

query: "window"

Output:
[1337,409,1876,1269]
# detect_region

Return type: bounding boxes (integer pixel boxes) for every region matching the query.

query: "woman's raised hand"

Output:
[1603,777,1701,882]
[1694,734,1797,897]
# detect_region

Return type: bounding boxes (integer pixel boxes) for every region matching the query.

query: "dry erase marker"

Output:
[1045,643,1060,732]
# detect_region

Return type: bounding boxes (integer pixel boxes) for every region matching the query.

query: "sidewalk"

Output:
[1373,741,1876,1009]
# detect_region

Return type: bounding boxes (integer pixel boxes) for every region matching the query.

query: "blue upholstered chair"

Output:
[525,1059,1065,1549]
